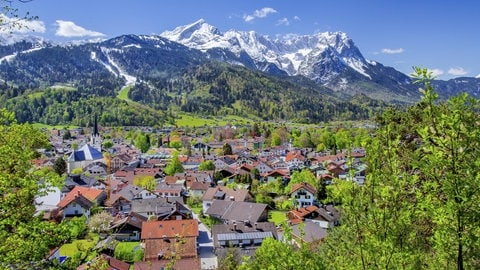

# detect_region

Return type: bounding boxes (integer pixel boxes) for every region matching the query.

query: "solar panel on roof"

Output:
[217,231,273,241]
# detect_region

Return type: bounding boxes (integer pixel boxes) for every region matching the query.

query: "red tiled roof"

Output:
[285,151,305,162]
[290,182,317,195]
[141,219,199,240]
[57,186,104,208]
[288,205,319,220]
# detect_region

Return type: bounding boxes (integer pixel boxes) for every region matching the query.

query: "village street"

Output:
[193,212,218,270]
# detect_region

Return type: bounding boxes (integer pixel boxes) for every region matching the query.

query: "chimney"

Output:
[254,222,258,230]
[233,221,237,231]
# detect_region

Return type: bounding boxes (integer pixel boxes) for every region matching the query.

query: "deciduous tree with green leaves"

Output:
[165,151,184,176]
[0,109,69,265]
[322,68,480,269]
[133,175,156,191]
[198,160,215,171]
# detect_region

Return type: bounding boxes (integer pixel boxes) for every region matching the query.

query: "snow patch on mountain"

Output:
[100,47,136,85]
[160,20,371,80]
[0,46,44,64]
[123,44,142,49]
[91,51,117,75]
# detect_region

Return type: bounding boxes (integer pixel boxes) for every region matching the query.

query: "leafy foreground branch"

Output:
[320,67,480,269]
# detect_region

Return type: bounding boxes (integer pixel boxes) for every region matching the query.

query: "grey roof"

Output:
[117,184,144,200]
[212,221,278,248]
[206,201,267,222]
[291,220,328,243]
[130,197,185,218]
[65,174,99,187]
[214,191,225,199]
[217,231,273,241]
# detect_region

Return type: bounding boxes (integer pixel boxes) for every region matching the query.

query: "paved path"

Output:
[193,213,218,269]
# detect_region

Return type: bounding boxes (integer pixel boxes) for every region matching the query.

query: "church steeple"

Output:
[93,114,99,137]
[91,114,102,152]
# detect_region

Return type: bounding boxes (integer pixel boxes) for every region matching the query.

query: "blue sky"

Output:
[6,0,479,80]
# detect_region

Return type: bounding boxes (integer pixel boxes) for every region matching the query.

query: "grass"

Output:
[174,112,257,127]
[117,85,132,102]
[59,239,97,257]
[114,241,143,263]
[32,123,79,130]
[115,241,141,251]
[191,206,202,215]
[268,210,288,226]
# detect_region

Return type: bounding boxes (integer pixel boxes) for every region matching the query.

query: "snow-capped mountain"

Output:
[160,19,370,83]
[0,19,479,108]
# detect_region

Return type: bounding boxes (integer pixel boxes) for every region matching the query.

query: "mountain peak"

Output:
[160,19,222,49]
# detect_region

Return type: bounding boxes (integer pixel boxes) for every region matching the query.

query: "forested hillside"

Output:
[129,62,385,123]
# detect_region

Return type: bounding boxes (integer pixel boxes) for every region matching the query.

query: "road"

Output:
[194,213,218,270]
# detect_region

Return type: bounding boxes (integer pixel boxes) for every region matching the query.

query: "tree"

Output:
[133,175,156,191]
[198,160,215,171]
[88,211,114,233]
[284,169,318,195]
[0,0,38,34]
[53,156,67,176]
[241,231,325,270]
[62,129,72,140]
[322,68,480,269]
[222,142,233,155]
[102,140,113,149]
[165,152,184,176]
[413,67,480,269]
[135,133,150,153]
[0,109,69,264]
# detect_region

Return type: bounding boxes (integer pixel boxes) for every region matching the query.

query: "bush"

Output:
[114,242,143,263]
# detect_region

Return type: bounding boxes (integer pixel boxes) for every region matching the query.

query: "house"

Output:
[130,197,185,219]
[155,183,185,198]
[107,184,157,214]
[109,212,147,241]
[213,156,236,169]
[205,201,268,223]
[290,182,317,208]
[212,221,277,261]
[202,186,255,214]
[141,219,199,262]
[287,205,320,224]
[285,150,306,168]
[64,173,101,189]
[254,161,273,175]
[262,169,289,183]
[109,153,133,172]
[192,141,210,152]
[188,181,211,198]
[290,220,328,244]
[57,186,106,219]
[35,185,62,218]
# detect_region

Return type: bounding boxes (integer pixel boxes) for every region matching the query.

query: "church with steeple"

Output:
[67,114,104,173]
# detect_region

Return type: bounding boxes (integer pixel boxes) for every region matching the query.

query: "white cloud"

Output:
[277,18,289,26]
[55,20,105,37]
[428,68,444,78]
[447,67,468,76]
[0,14,45,34]
[243,7,277,22]
[293,16,301,21]
[381,48,404,54]
[243,15,255,22]
[476,74,480,79]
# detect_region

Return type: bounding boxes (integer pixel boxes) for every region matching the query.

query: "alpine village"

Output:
[2,10,480,270]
